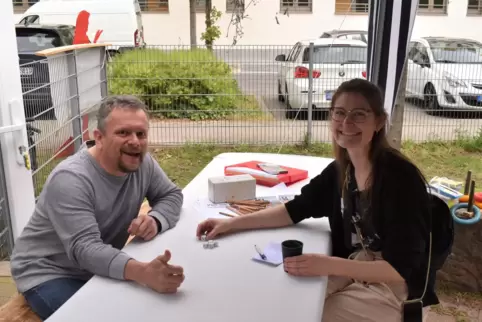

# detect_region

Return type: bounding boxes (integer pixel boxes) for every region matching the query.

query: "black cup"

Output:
[281,240,303,272]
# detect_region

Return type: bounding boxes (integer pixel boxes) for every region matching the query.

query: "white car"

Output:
[275,38,367,119]
[406,37,482,112]
[18,0,146,54]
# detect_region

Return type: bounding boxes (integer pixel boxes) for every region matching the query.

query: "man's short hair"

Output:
[96,95,148,133]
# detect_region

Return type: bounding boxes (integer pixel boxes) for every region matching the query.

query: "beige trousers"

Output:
[321,250,409,322]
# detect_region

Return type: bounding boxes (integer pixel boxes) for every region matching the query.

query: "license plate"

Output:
[325,91,334,100]
[20,67,33,76]
[477,95,482,102]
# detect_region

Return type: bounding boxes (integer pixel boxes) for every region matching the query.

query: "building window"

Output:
[280,0,313,13]
[196,0,206,13]
[139,0,169,12]
[418,0,447,14]
[335,0,369,14]
[226,0,245,13]
[468,0,482,15]
[12,0,39,11]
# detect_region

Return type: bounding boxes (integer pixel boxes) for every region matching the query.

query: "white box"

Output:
[208,174,256,203]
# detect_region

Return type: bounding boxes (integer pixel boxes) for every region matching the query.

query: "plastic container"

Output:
[450,203,481,225]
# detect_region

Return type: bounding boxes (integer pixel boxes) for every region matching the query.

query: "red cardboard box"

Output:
[224,161,308,187]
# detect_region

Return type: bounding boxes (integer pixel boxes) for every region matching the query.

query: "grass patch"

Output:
[430,280,482,320]
[152,141,482,189]
[402,140,482,183]
[151,143,333,187]
[108,48,265,121]
[436,280,482,305]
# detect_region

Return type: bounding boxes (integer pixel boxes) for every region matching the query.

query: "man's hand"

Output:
[128,215,158,241]
[142,250,185,293]
[125,250,185,293]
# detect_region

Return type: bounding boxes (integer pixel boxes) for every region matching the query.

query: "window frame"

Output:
[12,0,39,13]
[335,0,369,15]
[409,42,431,64]
[280,0,313,14]
[18,15,40,25]
[467,0,482,16]
[286,42,303,62]
[138,0,169,13]
[226,0,245,13]
[195,0,207,13]
[417,0,448,15]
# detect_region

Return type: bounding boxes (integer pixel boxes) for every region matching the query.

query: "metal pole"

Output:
[67,51,82,152]
[307,42,314,145]
[99,48,108,98]
[367,0,386,87]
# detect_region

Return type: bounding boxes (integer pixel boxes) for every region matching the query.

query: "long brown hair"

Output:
[330,78,392,191]
[331,78,426,222]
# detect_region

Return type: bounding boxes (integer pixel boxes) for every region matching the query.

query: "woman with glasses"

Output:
[196,78,435,321]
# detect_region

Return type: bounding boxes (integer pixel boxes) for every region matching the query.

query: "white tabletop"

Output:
[46,152,334,322]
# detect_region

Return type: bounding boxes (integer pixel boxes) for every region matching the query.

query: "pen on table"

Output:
[219,211,235,218]
[255,244,267,260]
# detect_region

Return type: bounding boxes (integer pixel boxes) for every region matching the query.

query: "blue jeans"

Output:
[23,277,88,321]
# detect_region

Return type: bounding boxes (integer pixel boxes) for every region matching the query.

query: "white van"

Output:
[18,0,145,54]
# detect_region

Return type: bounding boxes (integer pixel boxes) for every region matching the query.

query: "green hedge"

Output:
[108,48,260,120]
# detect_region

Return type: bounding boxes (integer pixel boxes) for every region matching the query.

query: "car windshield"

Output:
[16,29,61,53]
[429,40,482,64]
[303,45,367,64]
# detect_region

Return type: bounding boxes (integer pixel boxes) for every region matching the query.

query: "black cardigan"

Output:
[284,150,438,306]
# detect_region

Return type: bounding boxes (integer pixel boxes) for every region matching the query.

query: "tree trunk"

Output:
[189,0,197,48]
[437,221,482,293]
[205,0,213,51]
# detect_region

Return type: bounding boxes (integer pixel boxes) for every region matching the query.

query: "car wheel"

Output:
[424,83,440,115]
[278,81,285,102]
[285,83,296,119]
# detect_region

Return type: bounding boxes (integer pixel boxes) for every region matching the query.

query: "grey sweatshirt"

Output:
[10,142,183,293]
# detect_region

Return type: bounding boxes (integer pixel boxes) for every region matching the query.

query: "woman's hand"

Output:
[284,254,336,277]
[196,218,236,240]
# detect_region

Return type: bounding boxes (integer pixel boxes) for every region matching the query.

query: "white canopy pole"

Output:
[0,1,36,244]
[366,0,419,125]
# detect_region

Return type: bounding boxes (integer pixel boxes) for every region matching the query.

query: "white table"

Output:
[46,152,334,322]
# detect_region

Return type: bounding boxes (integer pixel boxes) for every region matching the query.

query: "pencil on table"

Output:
[219,211,235,218]
[223,199,273,216]
[227,206,245,216]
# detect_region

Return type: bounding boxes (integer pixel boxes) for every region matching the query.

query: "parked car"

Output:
[16,23,75,120]
[275,38,367,119]
[18,0,145,56]
[406,37,482,112]
[320,29,368,44]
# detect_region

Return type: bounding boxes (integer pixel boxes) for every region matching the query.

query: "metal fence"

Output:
[15,43,482,194]
[3,42,481,257]
[19,47,107,199]
[107,44,482,146]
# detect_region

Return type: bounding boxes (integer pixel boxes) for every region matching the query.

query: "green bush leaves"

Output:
[108,48,259,120]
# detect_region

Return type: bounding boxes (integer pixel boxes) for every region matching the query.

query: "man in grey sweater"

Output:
[10,95,185,320]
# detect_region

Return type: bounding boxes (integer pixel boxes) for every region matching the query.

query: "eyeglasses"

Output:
[330,107,372,123]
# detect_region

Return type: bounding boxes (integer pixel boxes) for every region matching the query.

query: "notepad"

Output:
[252,242,283,266]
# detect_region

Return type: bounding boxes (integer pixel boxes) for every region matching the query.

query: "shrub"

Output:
[108,48,259,120]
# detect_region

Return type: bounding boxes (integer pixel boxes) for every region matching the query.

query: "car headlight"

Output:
[443,73,467,87]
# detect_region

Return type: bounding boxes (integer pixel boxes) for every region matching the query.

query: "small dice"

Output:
[202,240,218,249]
